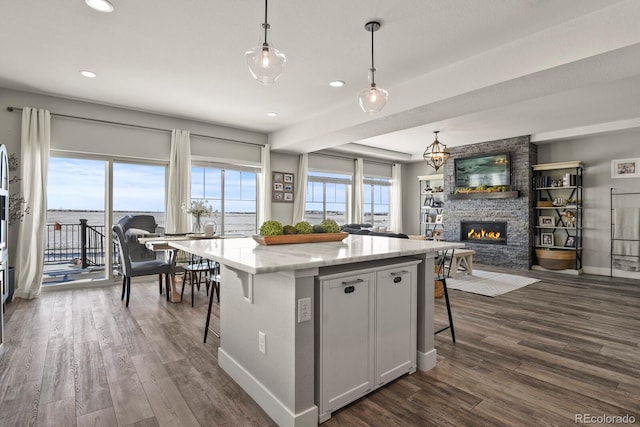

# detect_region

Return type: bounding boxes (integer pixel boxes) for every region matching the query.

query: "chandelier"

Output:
[423,131,450,171]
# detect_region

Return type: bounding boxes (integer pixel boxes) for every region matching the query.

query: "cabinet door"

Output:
[375,265,417,386]
[320,272,375,414]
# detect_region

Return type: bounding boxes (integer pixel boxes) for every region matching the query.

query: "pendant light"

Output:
[358,21,388,114]
[423,131,451,171]
[245,0,286,85]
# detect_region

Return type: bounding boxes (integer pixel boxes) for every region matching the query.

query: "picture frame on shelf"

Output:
[539,216,554,227]
[611,158,640,179]
[541,232,554,247]
[435,214,443,224]
[564,236,576,248]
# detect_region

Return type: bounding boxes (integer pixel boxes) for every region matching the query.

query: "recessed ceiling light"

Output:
[80,70,97,78]
[267,112,278,117]
[329,80,345,88]
[85,0,114,13]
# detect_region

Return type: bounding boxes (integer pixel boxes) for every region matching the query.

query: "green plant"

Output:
[282,225,297,235]
[260,220,284,236]
[320,219,341,233]
[312,224,325,233]
[294,221,313,234]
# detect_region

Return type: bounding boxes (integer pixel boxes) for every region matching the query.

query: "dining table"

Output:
[139,233,221,303]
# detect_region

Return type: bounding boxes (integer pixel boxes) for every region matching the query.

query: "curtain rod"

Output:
[312,150,396,166]
[6,106,265,147]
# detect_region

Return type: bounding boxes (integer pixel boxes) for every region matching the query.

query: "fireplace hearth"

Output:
[460,221,507,245]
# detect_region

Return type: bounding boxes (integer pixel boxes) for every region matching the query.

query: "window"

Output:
[191,165,257,235]
[305,171,351,225]
[364,177,391,228]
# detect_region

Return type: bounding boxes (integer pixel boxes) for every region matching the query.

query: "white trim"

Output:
[417,348,438,371]
[218,348,318,427]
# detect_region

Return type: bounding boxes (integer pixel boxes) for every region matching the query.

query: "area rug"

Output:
[446,270,540,297]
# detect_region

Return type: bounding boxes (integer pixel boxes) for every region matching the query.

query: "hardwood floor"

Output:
[1,267,638,426]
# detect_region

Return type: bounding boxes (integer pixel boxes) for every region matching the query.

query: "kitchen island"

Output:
[169,235,463,426]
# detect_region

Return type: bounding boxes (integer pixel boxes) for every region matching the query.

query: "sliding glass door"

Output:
[45,156,166,286]
[46,157,107,284]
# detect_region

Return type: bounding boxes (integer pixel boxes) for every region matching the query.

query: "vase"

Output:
[193,215,202,233]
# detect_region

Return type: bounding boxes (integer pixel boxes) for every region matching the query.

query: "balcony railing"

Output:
[45,219,110,267]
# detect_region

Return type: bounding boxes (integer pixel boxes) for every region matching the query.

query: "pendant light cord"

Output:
[370,28,376,85]
[262,0,269,45]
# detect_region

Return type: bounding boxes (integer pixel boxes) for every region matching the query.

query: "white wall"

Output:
[537,128,640,278]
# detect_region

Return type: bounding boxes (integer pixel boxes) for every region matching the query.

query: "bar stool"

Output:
[204,262,221,343]
[435,249,455,342]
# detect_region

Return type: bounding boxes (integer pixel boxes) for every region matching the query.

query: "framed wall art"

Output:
[272,171,294,203]
[611,158,640,179]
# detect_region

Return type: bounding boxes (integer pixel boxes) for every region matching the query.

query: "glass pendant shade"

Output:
[423,132,451,171]
[245,43,286,85]
[358,84,389,114]
[359,21,387,114]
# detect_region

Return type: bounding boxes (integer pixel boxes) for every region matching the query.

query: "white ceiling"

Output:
[2,0,640,161]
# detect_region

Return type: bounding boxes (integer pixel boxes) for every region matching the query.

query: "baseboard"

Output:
[585,265,640,279]
[417,348,437,371]
[218,348,318,427]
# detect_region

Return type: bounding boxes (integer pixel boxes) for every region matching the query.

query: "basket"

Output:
[535,249,576,270]
[434,280,444,298]
[537,200,553,207]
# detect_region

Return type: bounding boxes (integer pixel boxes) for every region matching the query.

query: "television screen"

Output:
[454,153,510,188]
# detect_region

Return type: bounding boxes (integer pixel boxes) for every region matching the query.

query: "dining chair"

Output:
[435,249,455,342]
[113,223,172,307]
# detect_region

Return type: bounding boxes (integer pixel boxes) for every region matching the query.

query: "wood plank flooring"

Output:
[1,266,638,426]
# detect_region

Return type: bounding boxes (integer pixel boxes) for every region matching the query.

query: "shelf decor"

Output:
[536,248,576,270]
[252,232,348,245]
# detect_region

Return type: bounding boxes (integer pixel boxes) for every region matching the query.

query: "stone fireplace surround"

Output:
[442,136,536,269]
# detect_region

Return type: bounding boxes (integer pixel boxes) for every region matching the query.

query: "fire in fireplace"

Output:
[460,221,507,245]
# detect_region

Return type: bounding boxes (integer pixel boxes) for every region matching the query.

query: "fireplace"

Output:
[460,221,507,245]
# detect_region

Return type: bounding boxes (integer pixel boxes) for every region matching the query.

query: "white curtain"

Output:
[352,158,364,224]
[15,108,50,299]
[165,129,191,234]
[389,163,403,233]
[257,144,271,224]
[292,153,308,224]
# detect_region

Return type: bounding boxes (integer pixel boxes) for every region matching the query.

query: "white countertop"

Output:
[169,235,464,274]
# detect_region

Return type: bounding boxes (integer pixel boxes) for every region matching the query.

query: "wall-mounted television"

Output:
[454,152,510,189]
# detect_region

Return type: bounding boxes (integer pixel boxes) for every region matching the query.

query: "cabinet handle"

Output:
[344,285,355,294]
[341,278,364,286]
[390,270,409,276]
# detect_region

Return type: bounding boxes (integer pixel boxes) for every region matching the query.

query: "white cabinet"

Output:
[316,258,419,422]
[375,267,417,386]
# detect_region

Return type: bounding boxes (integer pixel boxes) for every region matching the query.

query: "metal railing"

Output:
[45,219,108,267]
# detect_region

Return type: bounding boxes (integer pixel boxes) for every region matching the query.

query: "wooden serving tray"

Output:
[252,232,349,245]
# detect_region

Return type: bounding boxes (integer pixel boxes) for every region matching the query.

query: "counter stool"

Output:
[435,249,455,342]
[204,263,221,343]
